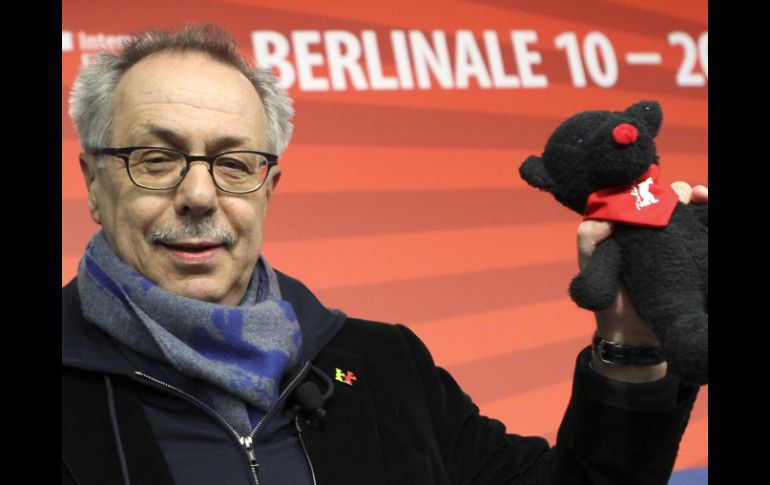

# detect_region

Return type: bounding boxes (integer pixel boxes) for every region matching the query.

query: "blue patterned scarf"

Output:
[77,231,303,435]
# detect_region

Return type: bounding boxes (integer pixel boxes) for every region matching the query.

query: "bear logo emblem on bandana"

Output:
[630,177,660,210]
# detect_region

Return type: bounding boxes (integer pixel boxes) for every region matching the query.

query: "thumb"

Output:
[577,220,614,271]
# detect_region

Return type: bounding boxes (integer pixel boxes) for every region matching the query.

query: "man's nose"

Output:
[173,161,219,216]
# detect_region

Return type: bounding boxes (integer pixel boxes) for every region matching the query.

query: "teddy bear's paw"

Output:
[664,313,708,386]
[569,273,615,311]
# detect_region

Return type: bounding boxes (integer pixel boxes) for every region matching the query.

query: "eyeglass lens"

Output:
[127,148,270,193]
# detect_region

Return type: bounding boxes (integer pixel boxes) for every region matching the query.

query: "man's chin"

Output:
[159,278,245,306]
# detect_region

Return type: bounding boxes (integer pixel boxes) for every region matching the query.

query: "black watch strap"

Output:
[592,333,665,366]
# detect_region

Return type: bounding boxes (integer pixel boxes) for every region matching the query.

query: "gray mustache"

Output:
[149,216,237,247]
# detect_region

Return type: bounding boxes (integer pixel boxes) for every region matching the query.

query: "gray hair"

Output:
[68,24,294,164]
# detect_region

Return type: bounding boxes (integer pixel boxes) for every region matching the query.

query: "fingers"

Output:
[691,185,708,204]
[671,181,693,203]
[577,220,614,271]
[671,181,708,205]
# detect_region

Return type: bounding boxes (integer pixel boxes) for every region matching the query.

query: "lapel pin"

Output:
[334,368,357,386]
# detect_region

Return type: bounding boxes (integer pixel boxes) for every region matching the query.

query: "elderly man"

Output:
[62,24,705,485]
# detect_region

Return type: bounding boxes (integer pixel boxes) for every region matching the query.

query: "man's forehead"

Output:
[115,52,259,113]
[111,51,266,147]
[137,123,254,152]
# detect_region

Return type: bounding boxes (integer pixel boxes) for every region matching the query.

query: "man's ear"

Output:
[79,152,102,225]
[265,165,282,203]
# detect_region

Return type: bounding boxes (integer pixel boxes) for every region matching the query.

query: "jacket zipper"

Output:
[134,360,311,485]
[240,435,261,485]
[295,415,318,485]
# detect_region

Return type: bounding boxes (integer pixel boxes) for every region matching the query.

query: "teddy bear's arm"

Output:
[569,237,622,311]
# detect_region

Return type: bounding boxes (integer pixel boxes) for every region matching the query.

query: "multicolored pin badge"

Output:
[335,368,357,386]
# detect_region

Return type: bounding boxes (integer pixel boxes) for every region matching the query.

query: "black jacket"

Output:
[63,270,699,485]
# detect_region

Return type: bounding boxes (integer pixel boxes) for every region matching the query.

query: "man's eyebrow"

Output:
[140,124,253,153]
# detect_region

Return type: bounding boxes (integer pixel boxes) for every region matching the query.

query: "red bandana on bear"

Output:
[583,165,679,227]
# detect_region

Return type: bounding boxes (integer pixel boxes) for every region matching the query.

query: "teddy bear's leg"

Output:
[664,313,708,385]
[626,249,708,385]
[569,238,622,311]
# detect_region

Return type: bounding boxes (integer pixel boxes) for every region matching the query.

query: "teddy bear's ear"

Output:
[624,100,662,137]
[519,155,556,192]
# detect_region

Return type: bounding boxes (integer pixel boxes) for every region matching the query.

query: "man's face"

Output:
[81,51,279,306]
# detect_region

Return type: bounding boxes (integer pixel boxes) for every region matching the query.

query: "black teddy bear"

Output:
[519,100,708,386]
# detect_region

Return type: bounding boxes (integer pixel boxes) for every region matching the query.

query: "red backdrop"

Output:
[63,0,708,472]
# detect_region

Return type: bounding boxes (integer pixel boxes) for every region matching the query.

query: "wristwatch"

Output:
[592,332,665,366]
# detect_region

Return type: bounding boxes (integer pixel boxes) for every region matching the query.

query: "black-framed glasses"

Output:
[93,146,279,194]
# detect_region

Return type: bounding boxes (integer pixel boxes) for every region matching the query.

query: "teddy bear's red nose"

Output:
[613,123,638,145]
